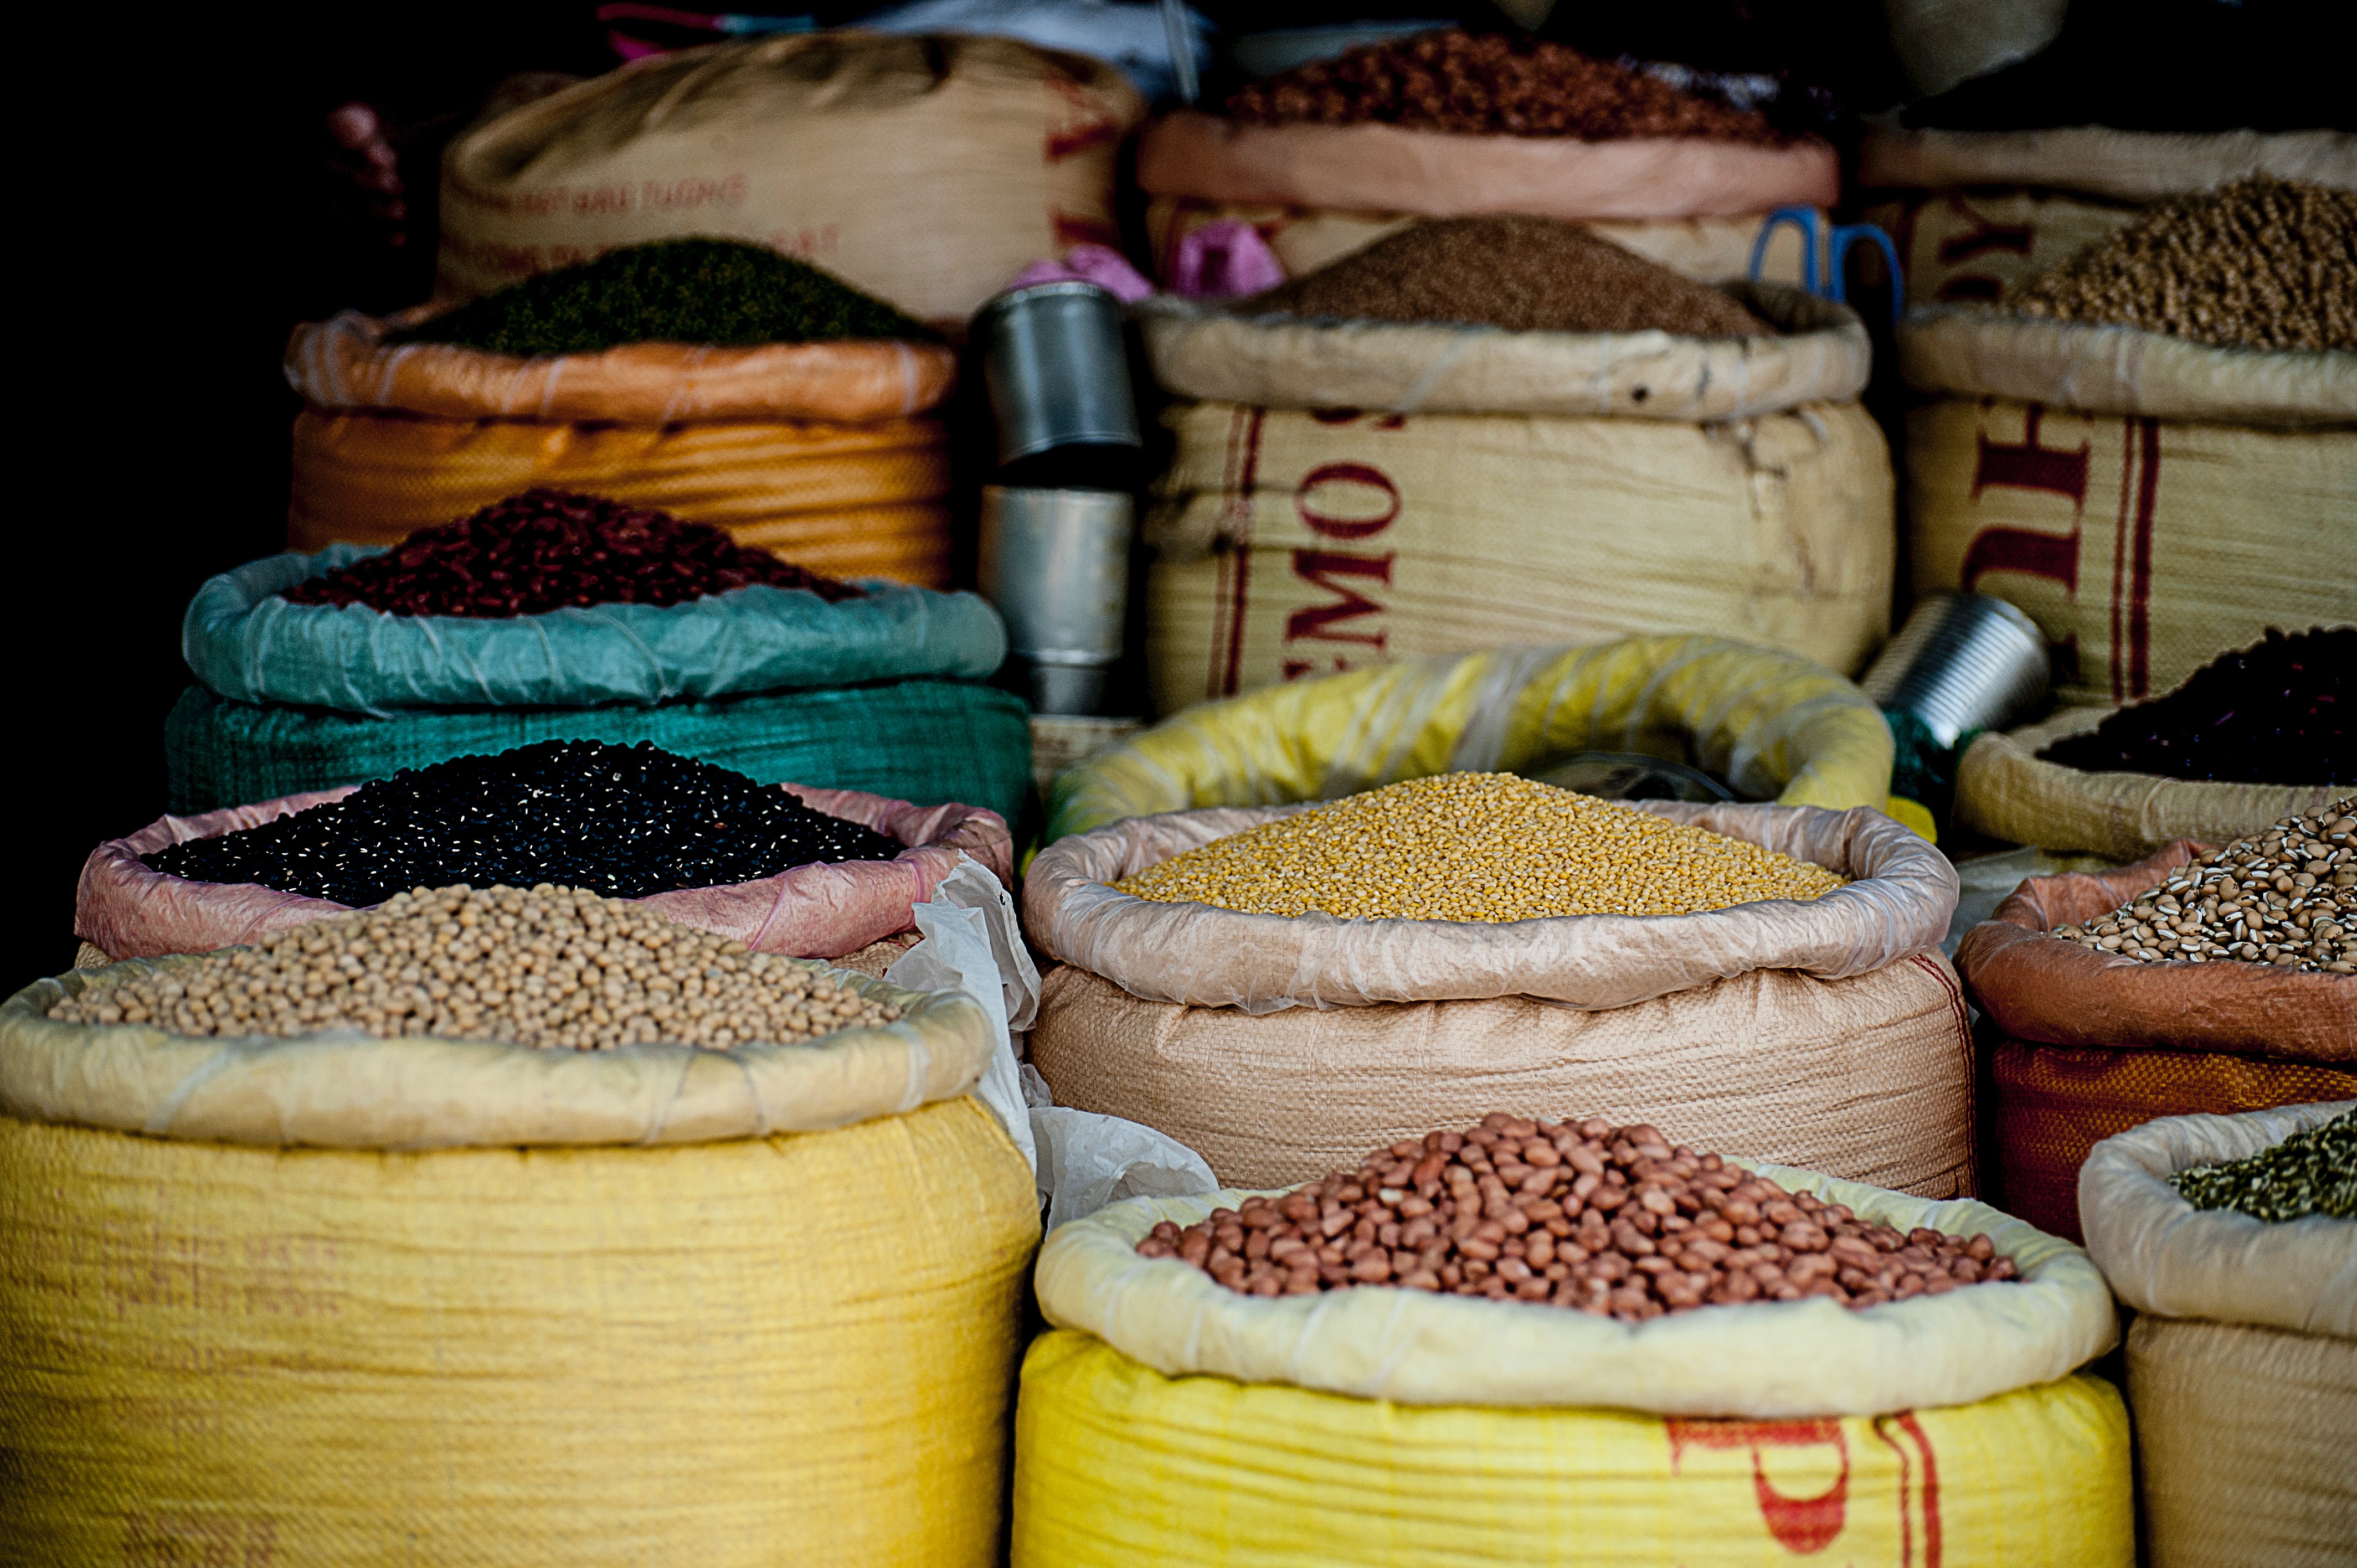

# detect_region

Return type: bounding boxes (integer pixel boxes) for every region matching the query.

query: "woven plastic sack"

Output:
[76,783,1011,963]
[1955,708,2347,858]
[286,306,958,425]
[1,960,1037,1566]
[1137,109,1838,221]
[1047,639,1896,843]
[162,678,1033,826]
[1012,1164,2127,1565]
[2078,1103,2356,1567]
[289,408,955,587]
[187,544,1007,714]
[1139,280,1868,421]
[436,33,1144,324]
[1858,125,2357,204]
[1860,187,2143,309]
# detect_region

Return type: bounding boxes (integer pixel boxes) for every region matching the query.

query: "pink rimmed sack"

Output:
[76,785,1011,961]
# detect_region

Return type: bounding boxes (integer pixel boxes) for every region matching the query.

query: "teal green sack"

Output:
[165,680,1033,826]
[183,546,1007,716]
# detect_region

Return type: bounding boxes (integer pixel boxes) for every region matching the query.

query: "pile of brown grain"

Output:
[1247,218,1773,337]
[1227,29,1785,145]
[2006,176,2357,352]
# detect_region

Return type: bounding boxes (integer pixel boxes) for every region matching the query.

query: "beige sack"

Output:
[1139,281,1867,422]
[1859,187,2141,310]
[1880,0,2068,99]
[1146,398,1892,710]
[1903,396,2354,708]
[1859,126,2357,204]
[1141,198,1822,286]
[1956,708,2348,858]
[2078,1104,2357,1567]
[436,33,1145,326]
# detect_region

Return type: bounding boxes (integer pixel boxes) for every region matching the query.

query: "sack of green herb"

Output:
[2078,1102,2356,1568]
[435,34,1144,326]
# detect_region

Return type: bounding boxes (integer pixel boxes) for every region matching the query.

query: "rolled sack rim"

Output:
[2077,1100,2357,1337]
[0,957,995,1151]
[1035,1160,2117,1419]
[1023,801,1957,1011]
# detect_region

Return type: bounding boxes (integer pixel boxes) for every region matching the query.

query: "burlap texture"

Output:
[1026,801,1954,1012]
[1860,188,2142,310]
[2078,1101,2355,1337]
[1857,125,2357,203]
[1137,110,1838,220]
[286,306,957,424]
[1955,843,2356,1060]
[1137,281,1867,421]
[1028,952,1973,1194]
[1956,709,2347,859]
[1036,1159,2108,1415]
[76,785,1013,963]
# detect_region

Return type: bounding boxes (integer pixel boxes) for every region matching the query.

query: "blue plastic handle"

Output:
[1827,224,1904,329]
[1747,205,1821,296]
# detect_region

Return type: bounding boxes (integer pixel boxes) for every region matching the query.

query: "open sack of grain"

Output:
[1,889,1038,1567]
[1013,1116,2128,1566]
[1956,812,2357,1242]
[2078,1103,2355,1568]
[1136,220,1891,712]
[1898,177,2356,709]
[286,241,962,584]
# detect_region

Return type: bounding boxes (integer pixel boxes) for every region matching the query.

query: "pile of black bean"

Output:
[144,740,906,905]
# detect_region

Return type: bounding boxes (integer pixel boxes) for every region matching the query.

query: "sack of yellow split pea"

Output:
[1013,1159,2132,1566]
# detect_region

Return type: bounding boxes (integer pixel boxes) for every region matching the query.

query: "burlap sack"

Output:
[1859,126,2357,204]
[436,33,1144,326]
[1025,801,1967,1193]
[78,785,1013,963]
[288,408,953,586]
[1146,397,1892,710]
[1141,199,1823,287]
[2077,1103,2356,1567]
[1138,281,1867,421]
[1136,110,1837,221]
[1903,395,2354,709]
[1955,708,2348,858]
[286,307,957,425]
[1859,187,2142,309]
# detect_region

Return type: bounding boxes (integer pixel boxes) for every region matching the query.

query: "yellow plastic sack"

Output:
[1,961,1039,1566]
[1044,638,1894,842]
[1014,1334,2131,1567]
[288,408,955,586]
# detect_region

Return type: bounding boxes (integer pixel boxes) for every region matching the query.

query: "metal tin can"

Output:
[975,282,1141,466]
[979,486,1133,715]
[1861,592,2051,747]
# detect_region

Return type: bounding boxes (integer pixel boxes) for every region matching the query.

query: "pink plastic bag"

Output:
[76,785,1013,962]
[1002,244,1157,303]
[1167,218,1285,299]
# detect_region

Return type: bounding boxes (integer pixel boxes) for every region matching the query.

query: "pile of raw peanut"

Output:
[1137,1115,2013,1319]
[49,883,900,1051]
[2049,800,2356,973]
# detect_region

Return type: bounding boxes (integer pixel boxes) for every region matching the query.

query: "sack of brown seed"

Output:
[1011,1126,2127,1566]
[1956,834,2357,1243]
[2077,1102,2356,1568]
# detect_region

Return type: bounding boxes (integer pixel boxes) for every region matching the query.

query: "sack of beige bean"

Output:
[434,33,1144,327]
[1136,217,1891,716]
[1857,125,2355,308]
[2077,1102,2356,1568]
[1898,177,2357,710]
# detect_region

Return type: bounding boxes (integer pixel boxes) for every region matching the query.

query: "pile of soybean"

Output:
[1114,772,1844,921]
[143,740,904,906]
[2170,1111,2354,1224]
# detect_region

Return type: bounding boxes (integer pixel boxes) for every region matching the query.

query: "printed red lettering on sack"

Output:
[1666,1417,1851,1555]
[1294,463,1401,540]
[1285,550,1392,656]
[641,173,748,211]
[1960,402,2091,598]
[1043,73,1123,162]
[1932,195,2034,303]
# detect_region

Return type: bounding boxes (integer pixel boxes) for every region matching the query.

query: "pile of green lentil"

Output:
[1114,772,1845,921]
[2169,1111,2354,1223]
[391,238,937,357]
[2006,176,2357,353]
[48,884,900,1052]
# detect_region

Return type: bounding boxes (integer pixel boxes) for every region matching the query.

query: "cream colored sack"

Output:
[1140,281,1867,421]
[1956,708,2348,858]
[1026,802,1952,1011]
[2078,1103,2356,1568]
[1147,399,1892,710]
[1860,187,2141,310]
[1859,125,2357,204]
[436,33,1144,325]
[1037,1162,2113,1415]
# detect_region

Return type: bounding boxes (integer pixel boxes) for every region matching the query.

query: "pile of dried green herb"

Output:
[2169,1111,2355,1224]
[392,238,936,356]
